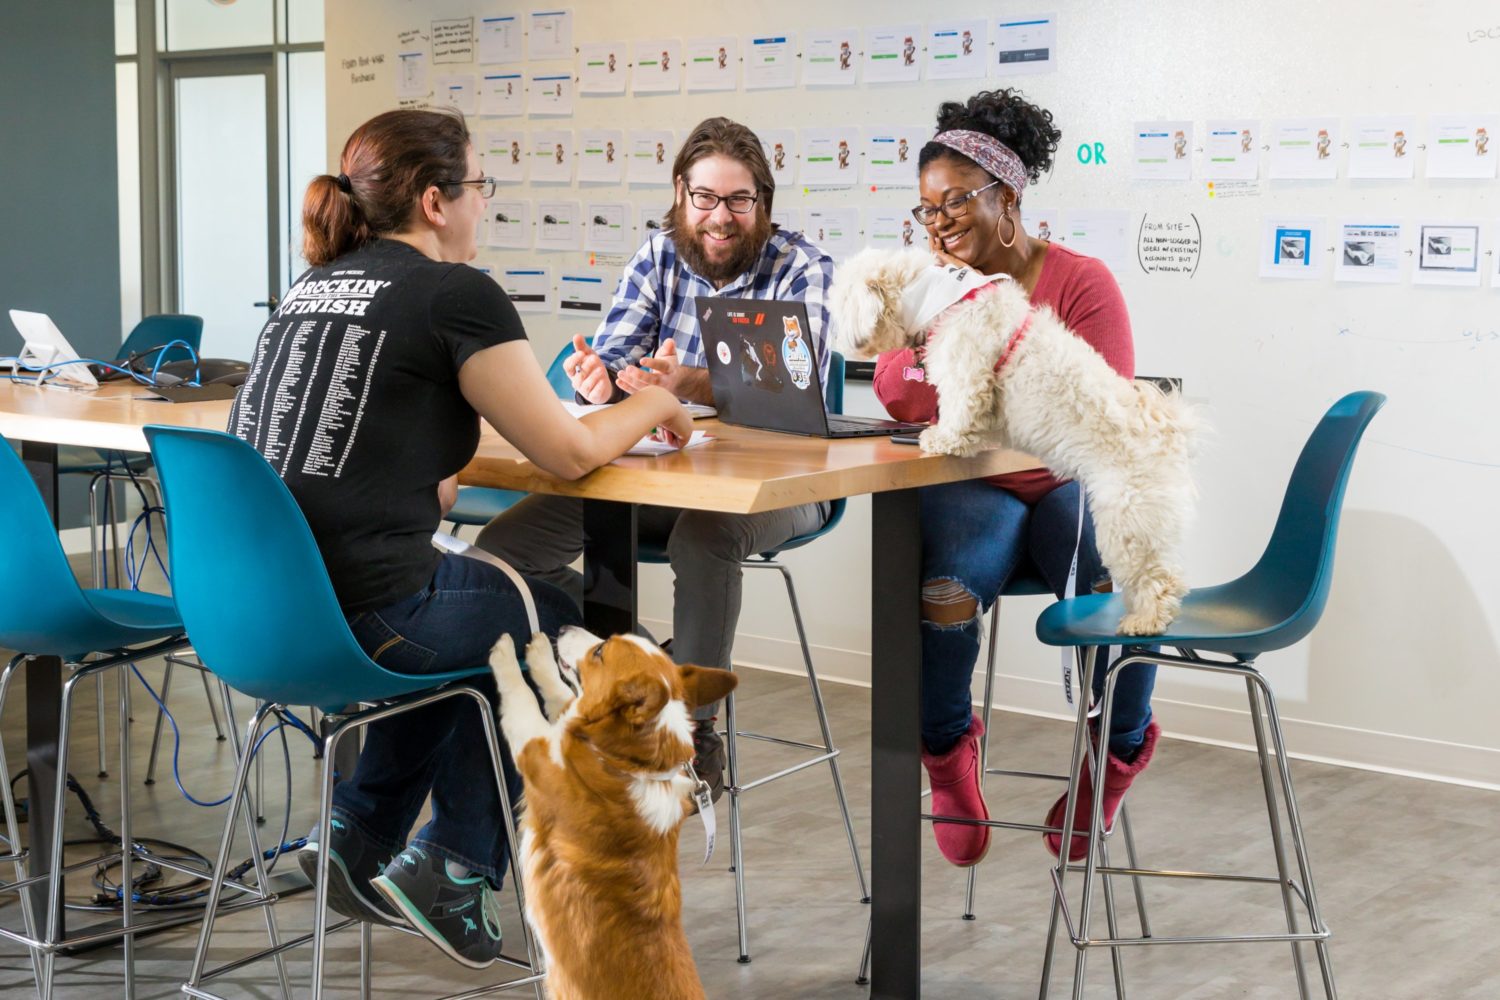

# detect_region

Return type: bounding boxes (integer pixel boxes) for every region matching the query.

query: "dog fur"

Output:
[490,627,738,1000]
[831,247,1196,635]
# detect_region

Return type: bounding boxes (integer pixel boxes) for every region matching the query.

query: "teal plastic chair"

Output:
[1033,391,1385,999]
[637,351,869,964]
[446,342,576,529]
[142,424,543,999]
[0,431,188,997]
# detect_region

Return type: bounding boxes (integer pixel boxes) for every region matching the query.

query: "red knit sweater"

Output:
[872,243,1135,504]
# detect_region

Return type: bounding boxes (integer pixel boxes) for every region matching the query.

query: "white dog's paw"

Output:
[919,424,979,457]
[489,633,526,687]
[1116,595,1181,636]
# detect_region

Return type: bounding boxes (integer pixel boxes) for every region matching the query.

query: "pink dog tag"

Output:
[901,365,925,382]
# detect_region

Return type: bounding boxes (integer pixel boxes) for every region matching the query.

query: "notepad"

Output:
[625,430,712,456]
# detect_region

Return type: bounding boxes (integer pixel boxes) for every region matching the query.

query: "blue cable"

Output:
[0,340,202,387]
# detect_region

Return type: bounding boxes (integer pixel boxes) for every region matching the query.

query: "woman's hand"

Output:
[644,387,694,448]
[926,230,970,271]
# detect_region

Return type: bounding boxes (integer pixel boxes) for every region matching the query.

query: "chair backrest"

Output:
[0,434,111,653]
[1235,391,1386,647]
[117,314,204,365]
[543,342,575,399]
[144,425,444,708]
[825,350,846,415]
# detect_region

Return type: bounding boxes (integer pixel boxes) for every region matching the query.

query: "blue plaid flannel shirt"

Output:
[593,227,835,395]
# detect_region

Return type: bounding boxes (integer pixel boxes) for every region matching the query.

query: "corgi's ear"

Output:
[678,664,739,711]
[613,675,669,727]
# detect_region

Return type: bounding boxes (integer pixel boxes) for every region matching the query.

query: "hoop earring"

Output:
[998,210,1018,249]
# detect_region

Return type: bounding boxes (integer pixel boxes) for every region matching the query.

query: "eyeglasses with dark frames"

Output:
[910,179,1001,225]
[687,188,759,214]
[446,176,497,198]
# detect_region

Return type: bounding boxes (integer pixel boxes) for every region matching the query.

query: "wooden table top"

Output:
[0,381,1040,514]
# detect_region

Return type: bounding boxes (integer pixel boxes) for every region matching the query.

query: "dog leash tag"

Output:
[685,762,716,865]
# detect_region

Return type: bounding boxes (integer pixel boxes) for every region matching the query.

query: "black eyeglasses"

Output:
[687,189,759,214]
[910,180,1001,225]
[446,176,497,198]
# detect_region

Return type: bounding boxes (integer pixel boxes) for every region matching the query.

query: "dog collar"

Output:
[993,308,1035,374]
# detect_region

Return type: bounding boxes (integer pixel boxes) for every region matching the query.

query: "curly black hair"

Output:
[918,88,1062,183]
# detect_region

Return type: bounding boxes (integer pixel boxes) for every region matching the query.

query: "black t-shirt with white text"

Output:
[230,239,525,612]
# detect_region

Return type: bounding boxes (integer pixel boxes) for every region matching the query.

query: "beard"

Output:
[666,201,772,285]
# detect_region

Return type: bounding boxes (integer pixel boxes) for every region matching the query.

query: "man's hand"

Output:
[564,333,613,404]
[615,339,714,404]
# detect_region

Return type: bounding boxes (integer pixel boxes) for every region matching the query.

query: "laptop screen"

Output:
[695,298,829,435]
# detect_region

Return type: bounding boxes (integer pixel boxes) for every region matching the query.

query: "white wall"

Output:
[324,0,1500,788]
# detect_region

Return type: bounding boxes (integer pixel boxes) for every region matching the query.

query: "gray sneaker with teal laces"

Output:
[296,816,403,927]
[370,846,505,969]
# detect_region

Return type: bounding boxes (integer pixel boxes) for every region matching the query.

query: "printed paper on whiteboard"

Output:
[1065,209,1130,273]
[478,15,523,64]
[530,130,574,184]
[1347,116,1417,179]
[1413,221,1483,287]
[866,210,919,252]
[584,201,632,253]
[528,9,573,61]
[487,199,532,250]
[862,125,929,187]
[992,14,1056,75]
[435,74,477,115]
[758,128,797,186]
[628,130,675,185]
[805,206,860,262]
[803,31,860,87]
[744,33,797,90]
[1259,216,1327,280]
[479,72,524,117]
[528,73,574,116]
[863,25,922,83]
[1334,222,1402,284]
[536,200,582,252]
[927,19,987,80]
[558,272,609,316]
[632,39,682,94]
[578,129,626,183]
[800,127,860,187]
[503,267,551,312]
[482,129,526,184]
[684,36,738,91]
[1202,119,1260,180]
[1132,121,1193,181]
[1269,118,1339,180]
[578,42,626,95]
[1425,114,1499,180]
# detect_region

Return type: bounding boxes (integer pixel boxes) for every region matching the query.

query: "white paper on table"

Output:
[744,33,797,90]
[395,50,429,98]
[638,203,669,242]
[536,200,582,251]
[434,74,477,115]
[1425,114,1499,179]
[1132,121,1193,181]
[863,25,922,83]
[805,206,860,262]
[486,199,532,250]
[862,125,928,187]
[557,272,610,316]
[1269,118,1340,180]
[1259,217,1327,280]
[530,130,575,184]
[632,39,682,93]
[866,209,917,252]
[1021,205,1061,245]
[478,72,524,117]
[771,207,802,236]
[502,268,551,312]
[1334,222,1403,283]
[992,13,1056,76]
[483,129,527,183]
[527,9,573,61]
[1202,119,1260,180]
[578,42,627,95]
[628,130,675,185]
[1347,116,1417,179]
[528,73,574,116]
[578,129,626,183]
[1413,221,1483,287]
[927,19,987,80]
[627,431,711,456]
[757,128,797,186]
[803,30,860,87]
[684,36,739,91]
[1064,209,1130,273]
[478,15,523,64]
[800,127,860,187]
[584,201,632,253]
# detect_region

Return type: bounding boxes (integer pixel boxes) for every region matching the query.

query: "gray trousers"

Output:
[475,494,830,720]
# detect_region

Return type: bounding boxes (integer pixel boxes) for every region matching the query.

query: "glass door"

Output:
[167,56,278,360]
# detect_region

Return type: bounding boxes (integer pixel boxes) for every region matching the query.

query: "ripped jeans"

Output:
[919,478,1156,759]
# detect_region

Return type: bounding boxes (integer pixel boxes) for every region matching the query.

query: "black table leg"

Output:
[21,441,63,940]
[870,487,922,999]
[582,499,638,636]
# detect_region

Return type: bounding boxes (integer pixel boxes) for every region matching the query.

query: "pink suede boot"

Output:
[922,715,990,868]
[1044,720,1160,862]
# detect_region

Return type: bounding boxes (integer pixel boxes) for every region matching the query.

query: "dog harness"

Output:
[916,280,1035,377]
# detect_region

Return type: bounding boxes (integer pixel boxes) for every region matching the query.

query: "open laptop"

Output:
[7,310,98,388]
[695,297,925,438]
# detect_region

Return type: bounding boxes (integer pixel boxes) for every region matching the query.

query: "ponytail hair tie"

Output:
[335,173,353,194]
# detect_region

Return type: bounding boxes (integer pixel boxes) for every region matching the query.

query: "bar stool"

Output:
[145,425,544,1000]
[641,352,868,964]
[1034,391,1385,999]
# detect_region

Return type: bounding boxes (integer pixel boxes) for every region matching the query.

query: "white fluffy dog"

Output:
[831,247,1195,635]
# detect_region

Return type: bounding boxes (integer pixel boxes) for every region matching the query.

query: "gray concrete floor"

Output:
[0,639,1495,998]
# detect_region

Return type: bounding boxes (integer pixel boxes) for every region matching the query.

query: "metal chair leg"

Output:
[1039,646,1096,1000]
[198,662,226,742]
[143,659,175,785]
[1247,677,1311,999]
[119,661,136,1000]
[725,687,750,964]
[778,566,868,903]
[962,602,1002,921]
[0,656,46,997]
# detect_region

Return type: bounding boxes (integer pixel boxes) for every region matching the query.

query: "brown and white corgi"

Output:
[490,627,738,1000]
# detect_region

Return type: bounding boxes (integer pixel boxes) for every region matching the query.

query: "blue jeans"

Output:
[333,552,581,884]
[919,479,1156,760]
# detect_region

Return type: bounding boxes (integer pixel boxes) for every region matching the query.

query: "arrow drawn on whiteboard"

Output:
[1337,326,1499,346]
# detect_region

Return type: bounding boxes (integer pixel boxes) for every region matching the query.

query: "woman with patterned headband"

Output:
[872,89,1161,868]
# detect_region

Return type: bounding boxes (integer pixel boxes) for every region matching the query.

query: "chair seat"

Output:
[1035,578,1301,656]
[3,589,183,660]
[84,588,182,630]
[446,486,525,527]
[1003,569,1053,597]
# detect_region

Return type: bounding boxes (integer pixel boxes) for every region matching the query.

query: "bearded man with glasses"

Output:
[476,117,836,801]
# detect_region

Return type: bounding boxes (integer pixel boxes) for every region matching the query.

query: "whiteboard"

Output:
[324,0,1500,783]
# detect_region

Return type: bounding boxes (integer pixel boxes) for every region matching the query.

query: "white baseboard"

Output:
[647,618,1500,792]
